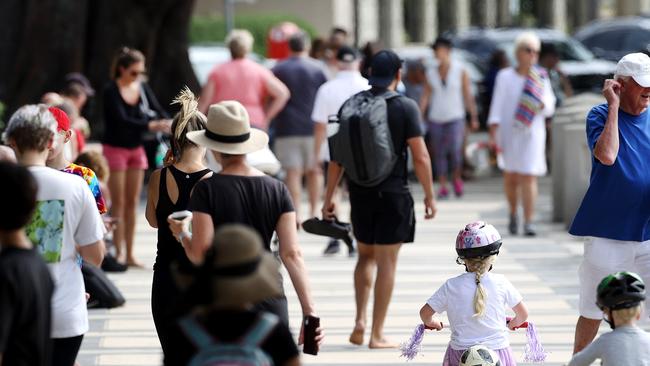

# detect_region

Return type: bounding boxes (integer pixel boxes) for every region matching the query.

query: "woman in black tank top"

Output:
[145,88,211,363]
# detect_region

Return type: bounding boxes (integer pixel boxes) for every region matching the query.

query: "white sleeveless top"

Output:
[426,62,466,123]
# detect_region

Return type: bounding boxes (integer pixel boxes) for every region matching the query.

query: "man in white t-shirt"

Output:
[3,104,105,366]
[311,45,369,255]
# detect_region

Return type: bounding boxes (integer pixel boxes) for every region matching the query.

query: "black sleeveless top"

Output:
[154,165,211,271]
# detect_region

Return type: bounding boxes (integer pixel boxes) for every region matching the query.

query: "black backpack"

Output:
[329,90,398,187]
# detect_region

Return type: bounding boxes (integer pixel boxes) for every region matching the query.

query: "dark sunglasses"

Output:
[130,70,146,77]
[522,47,539,55]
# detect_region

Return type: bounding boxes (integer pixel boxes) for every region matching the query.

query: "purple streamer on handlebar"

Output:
[399,324,426,361]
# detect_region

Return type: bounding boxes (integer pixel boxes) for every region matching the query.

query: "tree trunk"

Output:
[0,0,199,138]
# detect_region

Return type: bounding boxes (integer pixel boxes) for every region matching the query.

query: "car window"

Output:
[554,39,594,61]
[498,38,593,63]
[623,30,650,53]
[456,38,497,60]
[497,42,517,65]
[580,29,629,52]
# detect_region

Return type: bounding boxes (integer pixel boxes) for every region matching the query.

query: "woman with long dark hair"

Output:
[103,47,171,266]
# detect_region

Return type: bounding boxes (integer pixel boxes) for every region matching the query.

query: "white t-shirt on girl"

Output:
[427,272,522,350]
[28,166,105,338]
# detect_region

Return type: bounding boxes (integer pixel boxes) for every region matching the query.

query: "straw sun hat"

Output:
[186,100,268,155]
[204,224,282,309]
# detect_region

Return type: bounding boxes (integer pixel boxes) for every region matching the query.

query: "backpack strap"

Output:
[178,315,216,350]
[240,312,279,346]
[380,90,401,100]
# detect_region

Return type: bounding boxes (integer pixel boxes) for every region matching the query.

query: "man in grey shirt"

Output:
[272,32,328,225]
[569,272,650,366]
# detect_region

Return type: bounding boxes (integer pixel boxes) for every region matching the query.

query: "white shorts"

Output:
[274,136,315,170]
[579,237,650,319]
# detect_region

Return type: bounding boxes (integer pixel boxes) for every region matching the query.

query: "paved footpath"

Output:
[78,176,610,366]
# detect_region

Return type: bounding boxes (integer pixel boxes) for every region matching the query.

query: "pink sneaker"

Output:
[438,186,449,199]
[453,179,464,197]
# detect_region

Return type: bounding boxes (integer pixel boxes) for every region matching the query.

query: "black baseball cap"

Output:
[368,50,403,88]
[336,45,358,62]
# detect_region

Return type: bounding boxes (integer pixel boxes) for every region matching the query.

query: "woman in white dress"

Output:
[488,32,556,236]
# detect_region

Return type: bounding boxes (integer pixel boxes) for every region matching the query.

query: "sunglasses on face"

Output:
[522,47,539,55]
[129,70,146,77]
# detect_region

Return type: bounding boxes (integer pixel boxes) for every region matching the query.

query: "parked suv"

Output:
[451,27,616,92]
[575,16,650,62]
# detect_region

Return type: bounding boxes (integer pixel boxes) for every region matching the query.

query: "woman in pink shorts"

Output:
[102,47,171,267]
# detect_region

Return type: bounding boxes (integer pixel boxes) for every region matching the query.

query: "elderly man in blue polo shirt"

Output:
[570,53,650,353]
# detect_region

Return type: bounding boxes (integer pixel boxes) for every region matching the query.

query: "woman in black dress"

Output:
[104,47,171,266]
[145,88,211,361]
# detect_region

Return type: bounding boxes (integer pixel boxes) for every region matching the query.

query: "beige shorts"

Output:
[274,136,315,170]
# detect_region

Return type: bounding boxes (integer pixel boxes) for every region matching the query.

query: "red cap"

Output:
[48,106,70,132]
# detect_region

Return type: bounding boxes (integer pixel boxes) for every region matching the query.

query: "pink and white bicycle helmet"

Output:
[455,221,502,259]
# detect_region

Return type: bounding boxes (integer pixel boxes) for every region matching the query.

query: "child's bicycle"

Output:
[400,317,546,363]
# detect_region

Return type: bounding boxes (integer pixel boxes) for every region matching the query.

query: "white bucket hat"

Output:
[616,53,650,88]
[186,101,268,155]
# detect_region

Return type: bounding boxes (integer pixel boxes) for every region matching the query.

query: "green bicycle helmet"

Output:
[596,272,646,311]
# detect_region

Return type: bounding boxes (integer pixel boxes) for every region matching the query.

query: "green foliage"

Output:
[0,101,4,129]
[515,0,540,28]
[190,14,318,56]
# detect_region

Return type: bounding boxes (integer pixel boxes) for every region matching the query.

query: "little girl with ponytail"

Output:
[418,221,529,366]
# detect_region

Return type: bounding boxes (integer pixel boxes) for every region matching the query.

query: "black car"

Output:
[451,27,616,92]
[574,16,650,62]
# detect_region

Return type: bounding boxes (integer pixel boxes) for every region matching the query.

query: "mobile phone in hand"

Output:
[303,315,319,355]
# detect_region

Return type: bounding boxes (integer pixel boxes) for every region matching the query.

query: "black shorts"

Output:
[350,191,415,244]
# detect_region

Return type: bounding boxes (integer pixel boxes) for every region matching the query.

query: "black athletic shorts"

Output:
[349,191,415,244]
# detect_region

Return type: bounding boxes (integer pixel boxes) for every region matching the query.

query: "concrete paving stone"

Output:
[104,319,158,331]
[100,337,162,348]
[79,176,627,366]
[95,354,162,366]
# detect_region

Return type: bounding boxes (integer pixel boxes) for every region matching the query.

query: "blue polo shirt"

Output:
[569,103,650,241]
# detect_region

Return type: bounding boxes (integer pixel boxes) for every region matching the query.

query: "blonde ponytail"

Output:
[169,86,207,162]
[171,87,199,140]
[464,255,497,317]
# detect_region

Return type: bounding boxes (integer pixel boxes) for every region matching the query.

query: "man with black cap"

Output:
[312,45,369,255]
[322,49,436,348]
